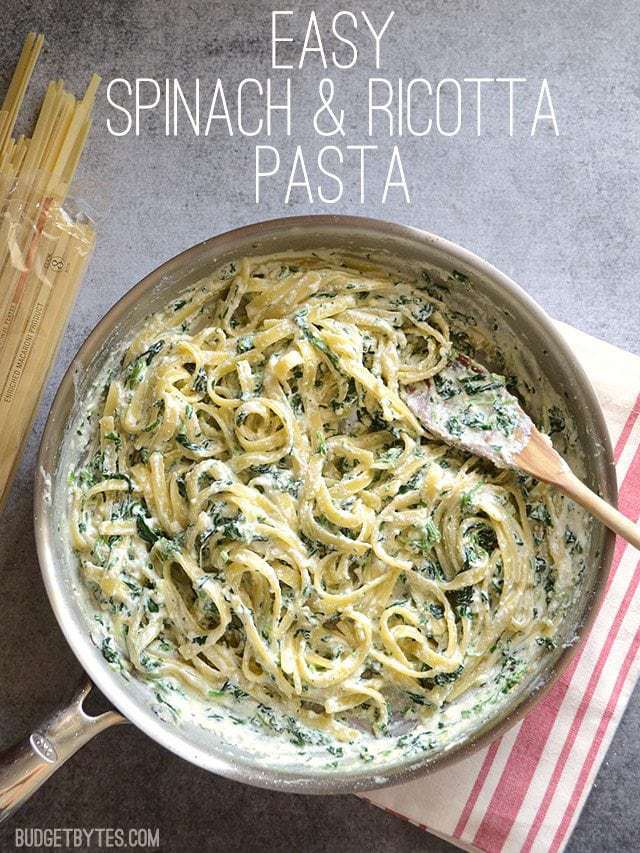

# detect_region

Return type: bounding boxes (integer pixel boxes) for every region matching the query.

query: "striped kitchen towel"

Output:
[362,320,640,852]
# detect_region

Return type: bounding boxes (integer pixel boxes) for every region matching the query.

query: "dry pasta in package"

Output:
[0,33,101,508]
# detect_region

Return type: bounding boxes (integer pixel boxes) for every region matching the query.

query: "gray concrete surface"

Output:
[1,0,639,850]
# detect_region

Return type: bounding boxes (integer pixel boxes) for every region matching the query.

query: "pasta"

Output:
[70,255,582,745]
[0,33,100,507]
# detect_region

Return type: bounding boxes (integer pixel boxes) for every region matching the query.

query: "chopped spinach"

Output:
[236,335,255,354]
[193,367,208,394]
[413,518,441,554]
[434,373,459,399]
[444,416,463,437]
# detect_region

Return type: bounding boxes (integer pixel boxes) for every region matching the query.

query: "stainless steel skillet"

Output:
[0,215,616,821]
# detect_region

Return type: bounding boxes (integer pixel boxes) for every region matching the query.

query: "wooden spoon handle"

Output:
[515,428,640,550]
[559,468,640,551]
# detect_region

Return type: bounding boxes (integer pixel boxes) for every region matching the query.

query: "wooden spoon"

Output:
[404,352,640,550]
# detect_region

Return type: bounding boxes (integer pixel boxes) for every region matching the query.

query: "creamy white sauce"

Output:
[64,255,592,775]
[405,353,533,468]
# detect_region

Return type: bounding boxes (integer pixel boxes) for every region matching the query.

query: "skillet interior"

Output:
[34,215,616,793]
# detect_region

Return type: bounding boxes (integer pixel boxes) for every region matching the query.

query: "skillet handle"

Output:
[0,680,125,824]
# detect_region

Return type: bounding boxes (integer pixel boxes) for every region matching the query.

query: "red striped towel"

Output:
[362,321,640,852]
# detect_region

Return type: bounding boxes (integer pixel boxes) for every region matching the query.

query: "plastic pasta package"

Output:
[0,33,100,508]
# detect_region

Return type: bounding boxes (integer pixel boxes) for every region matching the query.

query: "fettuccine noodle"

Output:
[70,255,576,743]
